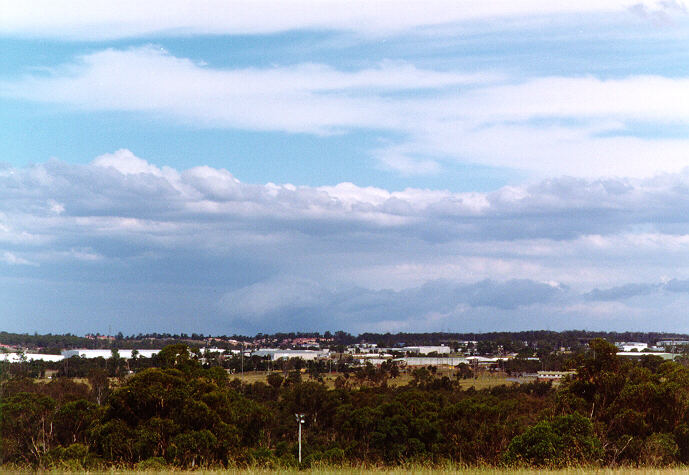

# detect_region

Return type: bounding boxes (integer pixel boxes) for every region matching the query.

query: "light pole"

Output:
[295,413,305,463]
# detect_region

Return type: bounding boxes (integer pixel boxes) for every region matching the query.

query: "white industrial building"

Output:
[398,357,470,366]
[617,351,676,360]
[615,342,648,352]
[347,343,378,354]
[402,345,451,355]
[61,349,161,359]
[0,353,64,363]
[657,340,689,348]
[252,348,329,361]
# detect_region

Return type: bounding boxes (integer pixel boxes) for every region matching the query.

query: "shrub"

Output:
[640,433,679,466]
[136,456,167,470]
[504,413,602,467]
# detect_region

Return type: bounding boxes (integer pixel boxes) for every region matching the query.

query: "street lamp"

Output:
[295,413,305,463]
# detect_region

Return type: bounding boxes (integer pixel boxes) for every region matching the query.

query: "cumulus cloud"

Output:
[4,150,689,255]
[3,150,689,333]
[4,47,689,178]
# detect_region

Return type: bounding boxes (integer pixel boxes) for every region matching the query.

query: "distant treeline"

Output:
[3,340,689,469]
[357,330,689,348]
[4,329,689,352]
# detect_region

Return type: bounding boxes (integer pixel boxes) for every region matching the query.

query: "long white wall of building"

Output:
[61,349,160,359]
[0,353,64,362]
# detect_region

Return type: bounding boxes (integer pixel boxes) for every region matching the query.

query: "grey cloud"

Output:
[219,278,567,333]
[464,279,565,309]
[586,283,660,301]
[585,278,689,301]
[662,279,689,293]
[4,152,689,333]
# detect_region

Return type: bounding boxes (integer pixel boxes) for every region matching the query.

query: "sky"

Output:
[2,1,689,336]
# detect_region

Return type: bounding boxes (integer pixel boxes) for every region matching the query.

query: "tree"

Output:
[267,372,283,390]
[155,344,201,374]
[54,399,99,446]
[0,392,56,464]
[88,368,110,405]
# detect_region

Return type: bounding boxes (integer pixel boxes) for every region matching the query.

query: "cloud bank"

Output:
[0,0,665,40]
[3,150,689,334]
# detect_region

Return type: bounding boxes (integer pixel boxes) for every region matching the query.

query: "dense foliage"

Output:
[3,340,689,469]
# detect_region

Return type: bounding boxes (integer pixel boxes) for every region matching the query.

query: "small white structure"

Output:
[465,356,511,363]
[354,358,391,366]
[351,353,393,359]
[537,371,576,381]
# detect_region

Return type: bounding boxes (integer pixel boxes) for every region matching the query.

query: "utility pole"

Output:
[295,413,305,463]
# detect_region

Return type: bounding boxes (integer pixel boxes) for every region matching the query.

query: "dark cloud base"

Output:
[3,153,689,334]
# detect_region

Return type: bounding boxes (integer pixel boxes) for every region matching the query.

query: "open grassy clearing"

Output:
[226,370,533,390]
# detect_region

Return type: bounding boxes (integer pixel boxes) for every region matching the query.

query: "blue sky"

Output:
[2,1,689,335]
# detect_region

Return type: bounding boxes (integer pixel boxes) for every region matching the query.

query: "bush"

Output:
[641,433,679,466]
[46,443,100,470]
[136,457,167,470]
[504,413,602,467]
[248,446,277,468]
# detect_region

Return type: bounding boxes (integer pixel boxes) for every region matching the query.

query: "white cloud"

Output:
[1,251,34,266]
[93,149,168,176]
[4,47,689,178]
[0,0,654,40]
